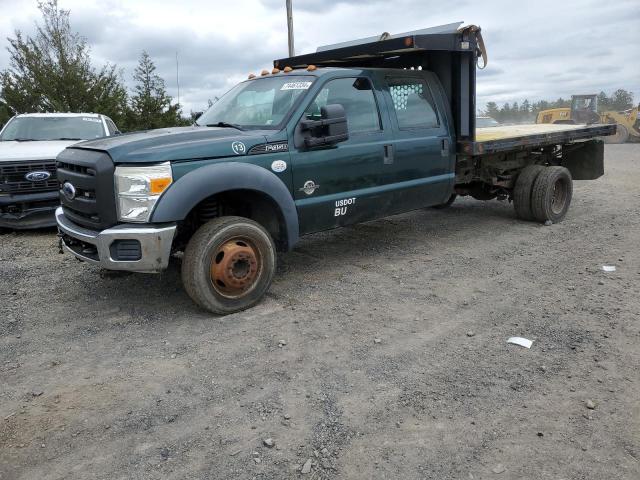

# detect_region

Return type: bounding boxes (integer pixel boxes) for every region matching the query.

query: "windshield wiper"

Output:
[205,121,245,131]
[52,137,84,141]
[9,138,37,142]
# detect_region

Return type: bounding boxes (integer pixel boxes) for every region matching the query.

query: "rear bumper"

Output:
[0,191,58,229]
[55,207,177,273]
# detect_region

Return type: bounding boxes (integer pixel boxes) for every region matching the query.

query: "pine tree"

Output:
[485,101,500,120]
[501,103,511,123]
[0,0,127,124]
[128,51,187,130]
[0,99,11,128]
[597,91,610,112]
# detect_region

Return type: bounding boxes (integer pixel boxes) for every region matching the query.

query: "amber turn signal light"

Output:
[150,177,172,195]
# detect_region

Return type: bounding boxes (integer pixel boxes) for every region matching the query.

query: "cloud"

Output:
[1,0,638,114]
[258,0,384,12]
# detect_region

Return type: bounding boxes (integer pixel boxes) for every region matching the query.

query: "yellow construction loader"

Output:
[536,94,640,144]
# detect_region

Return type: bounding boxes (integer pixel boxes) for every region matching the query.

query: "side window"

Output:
[304,77,380,134]
[105,118,118,135]
[387,77,439,129]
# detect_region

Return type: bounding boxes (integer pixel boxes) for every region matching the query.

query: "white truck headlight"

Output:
[115,163,173,222]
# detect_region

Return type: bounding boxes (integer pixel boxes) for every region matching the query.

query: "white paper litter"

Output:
[507,337,533,349]
[602,265,616,272]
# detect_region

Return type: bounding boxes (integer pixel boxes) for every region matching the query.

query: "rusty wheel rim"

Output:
[210,237,262,298]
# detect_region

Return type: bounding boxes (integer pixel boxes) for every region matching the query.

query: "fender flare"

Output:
[151,162,299,249]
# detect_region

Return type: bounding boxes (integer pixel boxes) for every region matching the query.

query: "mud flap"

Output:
[561,140,604,180]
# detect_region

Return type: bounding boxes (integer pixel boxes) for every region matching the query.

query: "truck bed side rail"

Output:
[458,124,617,155]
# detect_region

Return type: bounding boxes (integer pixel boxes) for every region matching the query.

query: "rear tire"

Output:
[182,216,276,315]
[604,124,629,144]
[513,165,545,221]
[432,194,457,209]
[530,166,573,223]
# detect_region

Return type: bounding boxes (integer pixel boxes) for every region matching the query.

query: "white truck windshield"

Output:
[0,116,106,141]
[196,76,314,129]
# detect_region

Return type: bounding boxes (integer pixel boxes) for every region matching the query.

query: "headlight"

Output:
[115,163,173,222]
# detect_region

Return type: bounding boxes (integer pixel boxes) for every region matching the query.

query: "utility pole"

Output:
[176,51,180,106]
[286,0,295,57]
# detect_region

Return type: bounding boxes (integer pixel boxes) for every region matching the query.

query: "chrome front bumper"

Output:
[55,207,176,273]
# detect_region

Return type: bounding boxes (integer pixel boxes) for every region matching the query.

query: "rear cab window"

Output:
[385,76,441,130]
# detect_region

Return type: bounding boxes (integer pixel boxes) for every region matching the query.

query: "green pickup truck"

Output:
[55,26,615,314]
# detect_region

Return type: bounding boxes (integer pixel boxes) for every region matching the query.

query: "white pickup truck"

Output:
[0,112,120,228]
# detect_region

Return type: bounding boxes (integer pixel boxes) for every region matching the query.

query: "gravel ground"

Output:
[1,144,639,480]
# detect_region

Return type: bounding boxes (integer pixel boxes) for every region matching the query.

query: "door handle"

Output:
[441,138,450,157]
[383,144,394,164]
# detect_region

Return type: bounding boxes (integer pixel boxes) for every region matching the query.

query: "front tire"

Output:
[182,216,276,315]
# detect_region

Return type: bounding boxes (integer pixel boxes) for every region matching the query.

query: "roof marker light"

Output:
[271,67,280,74]
[307,64,317,71]
[248,73,256,79]
[261,69,269,76]
[283,66,293,73]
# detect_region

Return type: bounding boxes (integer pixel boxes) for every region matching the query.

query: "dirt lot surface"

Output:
[1,144,639,480]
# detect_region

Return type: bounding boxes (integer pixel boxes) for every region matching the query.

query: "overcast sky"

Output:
[0,0,638,114]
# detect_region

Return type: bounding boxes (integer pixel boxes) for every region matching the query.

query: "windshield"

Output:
[196,76,314,129]
[572,97,596,112]
[0,116,106,141]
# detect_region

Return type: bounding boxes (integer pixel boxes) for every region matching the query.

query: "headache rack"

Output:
[274,23,485,142]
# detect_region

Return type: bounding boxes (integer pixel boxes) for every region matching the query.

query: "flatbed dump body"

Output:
[461,123,616,155]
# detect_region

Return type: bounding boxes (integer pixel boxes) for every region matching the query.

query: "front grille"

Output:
[56,148,117,230]
[56,161,95,176]
[0,161,58,194]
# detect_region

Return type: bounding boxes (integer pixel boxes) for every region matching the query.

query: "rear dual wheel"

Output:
[182,216,276,315]
[513,165,573,223]
[531,166,573,223]
[513,165,545,221]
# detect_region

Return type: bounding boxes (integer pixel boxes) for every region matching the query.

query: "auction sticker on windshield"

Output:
[280,82,313,90]
[82,118,102,122]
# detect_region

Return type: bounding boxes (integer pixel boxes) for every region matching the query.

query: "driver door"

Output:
[289,76,393,234]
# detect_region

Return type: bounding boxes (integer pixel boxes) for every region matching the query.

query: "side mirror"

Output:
[192,111,204,121]
[300,104,349,148]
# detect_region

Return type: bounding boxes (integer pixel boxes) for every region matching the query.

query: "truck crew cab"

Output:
[55,25,615,314]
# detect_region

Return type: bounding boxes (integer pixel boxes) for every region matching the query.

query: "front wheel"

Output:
[182,216,276,315]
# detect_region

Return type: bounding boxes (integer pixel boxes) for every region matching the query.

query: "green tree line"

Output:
[483,89,635,124]
[0,1,190,131]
